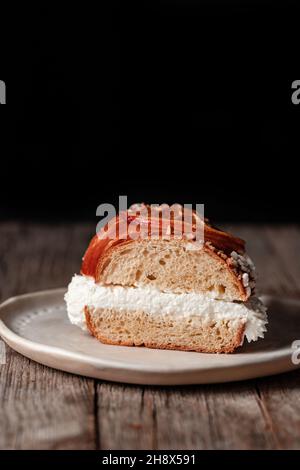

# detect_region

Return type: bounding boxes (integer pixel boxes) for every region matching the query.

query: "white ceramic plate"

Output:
[0,289,300,385]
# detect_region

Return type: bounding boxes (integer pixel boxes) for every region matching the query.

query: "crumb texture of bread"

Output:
[95,239,246,301]
[85,306,246,354]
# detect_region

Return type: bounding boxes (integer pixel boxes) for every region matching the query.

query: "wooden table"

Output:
[1,222,300,450]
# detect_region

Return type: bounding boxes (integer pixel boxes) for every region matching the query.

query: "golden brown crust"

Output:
[81,205,246,281]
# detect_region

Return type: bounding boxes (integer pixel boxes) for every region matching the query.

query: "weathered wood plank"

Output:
[0,221,94,299]
[264,225,300,296]
[148,383,277,450]
[0,346,96,449]
[232,224,300,449]
[0,221,97,450]
[208,224,300,449]
[251,225,300,449]
[255,371,300,450]
[222,224,295,296]
[96,381,277,450]
[1,222,300,450]
[97,383,155,449]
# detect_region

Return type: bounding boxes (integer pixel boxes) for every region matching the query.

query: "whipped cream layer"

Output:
[65,275,268,343]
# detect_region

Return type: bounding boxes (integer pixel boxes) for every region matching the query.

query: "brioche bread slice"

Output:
[83,239,250,302]
[65,276,267,354]
[81,206,255,302]
[65,204,267,353]
[84,306,246,354]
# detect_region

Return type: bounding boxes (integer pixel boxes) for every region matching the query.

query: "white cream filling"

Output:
[65,275,268,344]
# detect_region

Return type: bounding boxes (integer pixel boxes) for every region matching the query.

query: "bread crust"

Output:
[67,205,261,354]
[81,206,245,279]
[81,209,251,301]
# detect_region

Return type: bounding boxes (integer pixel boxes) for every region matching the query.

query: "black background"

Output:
[1,1,300,222]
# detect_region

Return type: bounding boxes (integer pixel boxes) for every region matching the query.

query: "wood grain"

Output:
[0,222,96,449]
[96,383,155,449]
[1,222,300,449]
[153,383,277,450]
[0,347,96,449]
[255,371,300,450]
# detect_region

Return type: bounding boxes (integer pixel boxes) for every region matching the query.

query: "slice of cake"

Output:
[65,204,267,353]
